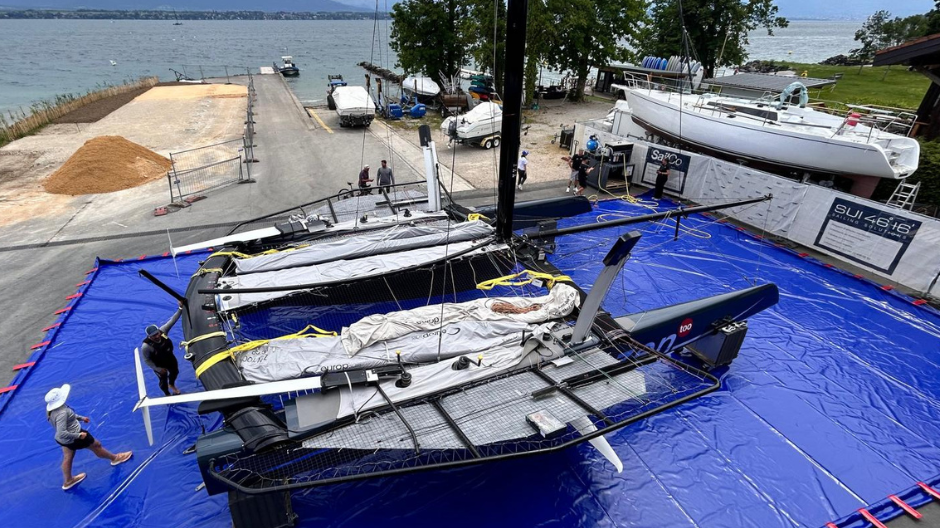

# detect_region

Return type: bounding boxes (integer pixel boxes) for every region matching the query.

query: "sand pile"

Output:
[43,136,172,195]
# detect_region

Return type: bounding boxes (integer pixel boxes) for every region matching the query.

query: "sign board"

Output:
[641,147,691,194]
[813,197,922,274]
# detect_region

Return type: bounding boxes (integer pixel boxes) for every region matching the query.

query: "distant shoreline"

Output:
[0,10,389,20]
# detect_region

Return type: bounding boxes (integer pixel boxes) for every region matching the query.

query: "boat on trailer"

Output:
[131,2,780,526]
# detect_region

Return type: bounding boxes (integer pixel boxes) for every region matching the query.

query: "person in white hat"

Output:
[45,384,132,490]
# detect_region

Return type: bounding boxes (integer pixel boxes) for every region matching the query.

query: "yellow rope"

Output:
[593,185,711,239]
[192,267,224,277]
[476,269,572,291]
[207,245,310,261]
[227,325,337,354]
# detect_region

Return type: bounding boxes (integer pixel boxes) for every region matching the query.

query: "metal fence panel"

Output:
[168,156,244,202]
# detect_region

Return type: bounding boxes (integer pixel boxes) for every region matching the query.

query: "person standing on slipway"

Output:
[46,384,132,490]
[376,160,395,189]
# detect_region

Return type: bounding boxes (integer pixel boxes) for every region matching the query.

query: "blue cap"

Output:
[522,150,528,156]
[146,325,161,337]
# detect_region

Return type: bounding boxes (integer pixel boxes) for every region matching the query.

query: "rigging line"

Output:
[352,0,383,229]
[435,120,463,362]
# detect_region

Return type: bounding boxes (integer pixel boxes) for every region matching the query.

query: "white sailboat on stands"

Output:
[625,84,920,180]
[129,0,780,526]
[614,20,920,195]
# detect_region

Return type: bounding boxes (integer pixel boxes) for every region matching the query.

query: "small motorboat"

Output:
[402,75,441,105]
[275,56,300,77]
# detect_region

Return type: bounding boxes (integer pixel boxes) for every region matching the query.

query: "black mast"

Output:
[495,0,528,240]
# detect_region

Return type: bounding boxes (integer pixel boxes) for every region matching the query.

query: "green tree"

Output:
[639,0,788,79]
[463,0,507,94]
[390,0,468,82]
[853,11,928,62]
[542,0,645,101]
[524,0,552,105]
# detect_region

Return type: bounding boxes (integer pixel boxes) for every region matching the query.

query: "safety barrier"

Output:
[573,121,940,299]
[167,156,246,203]
[165,69,258,203]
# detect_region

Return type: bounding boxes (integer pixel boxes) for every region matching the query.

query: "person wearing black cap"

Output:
[140,302,183,396]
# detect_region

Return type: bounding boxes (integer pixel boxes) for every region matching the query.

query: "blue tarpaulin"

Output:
[1,196,938,528]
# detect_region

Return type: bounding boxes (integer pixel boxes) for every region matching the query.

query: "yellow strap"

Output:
[192,267,224,277]
[227,324,337,355]
[207,250,254,259]
[180,331,226,352]
[467,213,490,222]
[194,325,335,378]
[476,269,572,291]
[194,350,233,378]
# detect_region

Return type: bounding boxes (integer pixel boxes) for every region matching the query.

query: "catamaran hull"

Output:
[627,90,914,180]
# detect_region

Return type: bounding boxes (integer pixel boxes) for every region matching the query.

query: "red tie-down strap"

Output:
[41,323,61,332]
[888,495,922,519]
[30,341,51,350]
[858,508,887,528]
[918,482,940,500]
[12,362,35,371]
[0,385,17,395]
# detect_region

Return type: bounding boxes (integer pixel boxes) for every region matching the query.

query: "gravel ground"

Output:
[0,84,246,228]
[386,98,614,190]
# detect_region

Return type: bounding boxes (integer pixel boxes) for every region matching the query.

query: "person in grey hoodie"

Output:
[45,384,132,490]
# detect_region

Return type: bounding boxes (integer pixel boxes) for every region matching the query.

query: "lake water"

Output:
[0,19,862,115]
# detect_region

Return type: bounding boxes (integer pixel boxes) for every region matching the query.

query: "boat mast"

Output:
[495,0,528,240]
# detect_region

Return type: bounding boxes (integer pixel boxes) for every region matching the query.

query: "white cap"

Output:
[45,383,71,412]
[364,165,370,169]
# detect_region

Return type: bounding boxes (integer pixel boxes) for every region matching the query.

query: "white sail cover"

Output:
[217,240,502,310]
[403,75,441,97]
[342,283,579,354]
[235,222,494,274]
[236,283,579,383]
[239,320,535,383]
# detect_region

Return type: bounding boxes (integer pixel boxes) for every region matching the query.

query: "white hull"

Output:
[331,85,375,127]
[441,101,502,142]
[626,90,918,179]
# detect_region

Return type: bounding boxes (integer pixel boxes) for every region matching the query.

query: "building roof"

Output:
[702,72,835,92]
[874,32,940,66]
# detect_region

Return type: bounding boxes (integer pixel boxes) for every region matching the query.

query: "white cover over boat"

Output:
[235,222,494,274]
[625,89,919,179]
[441,101,503,142]
[402,75,441,98]
[217,240,503,310]
[237,283,579,382]
[331,85,375,127]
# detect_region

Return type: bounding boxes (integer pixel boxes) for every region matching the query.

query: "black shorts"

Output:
[58,430,94,450]
[577,174,587,187]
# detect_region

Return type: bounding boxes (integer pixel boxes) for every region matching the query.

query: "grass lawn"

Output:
[775,61,930,111]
